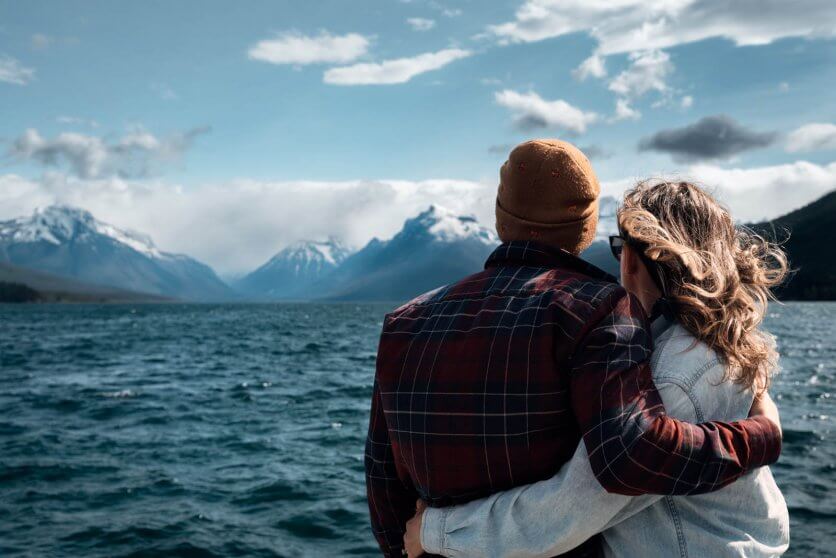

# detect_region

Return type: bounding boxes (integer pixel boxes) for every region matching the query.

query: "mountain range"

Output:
[0,206,231,301]
[235,206,501,300]
[235,200,618,301]
[0,192,831,302]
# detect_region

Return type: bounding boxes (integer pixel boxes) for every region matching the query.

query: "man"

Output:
[365,140,781,557]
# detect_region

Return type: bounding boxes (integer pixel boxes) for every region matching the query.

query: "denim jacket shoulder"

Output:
[650,320,753,426]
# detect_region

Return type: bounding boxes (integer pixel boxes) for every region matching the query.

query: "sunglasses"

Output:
[609,235,625,261]
[609,234,668,294]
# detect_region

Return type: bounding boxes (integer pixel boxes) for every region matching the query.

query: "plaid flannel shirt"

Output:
[365,241,781,557]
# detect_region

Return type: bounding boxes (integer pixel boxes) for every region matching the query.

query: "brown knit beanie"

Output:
[495,139,600,255]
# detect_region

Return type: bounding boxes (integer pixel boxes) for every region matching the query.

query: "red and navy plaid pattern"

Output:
[365,241,781,557]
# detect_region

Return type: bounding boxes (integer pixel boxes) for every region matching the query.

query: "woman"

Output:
[404,180,791,557]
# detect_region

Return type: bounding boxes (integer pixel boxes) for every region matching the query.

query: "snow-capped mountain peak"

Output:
[402,205,498,245]
[237,237,353,298]
[0,205,162,258]
[269,237,351,267]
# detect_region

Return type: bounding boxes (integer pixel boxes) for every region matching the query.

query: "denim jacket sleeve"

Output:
[421,381,699,557]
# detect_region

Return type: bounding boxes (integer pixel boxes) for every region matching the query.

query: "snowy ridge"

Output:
[0,205,166,258]
[401,205,497,245]
[93,222,162,258]
[267,237,351,269]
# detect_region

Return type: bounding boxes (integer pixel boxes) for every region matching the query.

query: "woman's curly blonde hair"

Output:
[618,180,788,393]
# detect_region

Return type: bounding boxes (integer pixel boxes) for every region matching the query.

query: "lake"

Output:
[0,302,833,557]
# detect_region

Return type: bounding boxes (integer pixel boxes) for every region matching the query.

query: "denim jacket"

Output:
[421,316,790,558]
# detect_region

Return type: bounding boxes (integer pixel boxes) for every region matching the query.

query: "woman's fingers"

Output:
[404,509,424,558]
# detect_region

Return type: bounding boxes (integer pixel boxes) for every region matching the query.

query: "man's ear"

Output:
[622,244,640,276]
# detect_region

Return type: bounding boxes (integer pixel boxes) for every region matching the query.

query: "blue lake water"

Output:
[0,302,833,557]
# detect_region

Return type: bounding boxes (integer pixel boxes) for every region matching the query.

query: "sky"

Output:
[1,0,835,275]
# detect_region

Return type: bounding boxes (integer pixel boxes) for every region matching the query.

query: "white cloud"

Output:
[608,49,672,99]
[489,0,836,54]
[407,17,436,31]
[604,49,673,118]
[684,161,836,222]
[247,31,369,65]
[613,98,640,121]
[8,127,209,179]
[779,81,790,92]
[786,123,836,152]
[494,89,598,133]
[0,55,35,85]
[323,48,471,85]
[0,174,496,274]
[680,95,694,108]
[572,53,607,80]
[489,1,835,117]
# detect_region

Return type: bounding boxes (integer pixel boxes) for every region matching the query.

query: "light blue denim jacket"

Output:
[421,317,790,558]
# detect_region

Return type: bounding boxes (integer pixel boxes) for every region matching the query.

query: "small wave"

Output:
[31,396,84,413]
[100,389,137,398]
[787,506,836,521]
[781,428,824,445]
[0,463,117,483]
[233,479,315,506]
[276,516,339,540]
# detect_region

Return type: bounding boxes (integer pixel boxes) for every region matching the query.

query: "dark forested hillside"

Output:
[752,190,836,300]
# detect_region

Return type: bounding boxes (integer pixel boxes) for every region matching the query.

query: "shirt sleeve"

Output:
[570,288,781,496]
[365,380,420,557]
[420,441,635,557]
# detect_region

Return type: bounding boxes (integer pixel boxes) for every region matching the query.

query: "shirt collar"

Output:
[650,297,676,338]
[485,241,618,284]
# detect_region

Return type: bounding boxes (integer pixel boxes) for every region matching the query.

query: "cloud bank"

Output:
[786,123,836,152]
[489,0,836,54]
[3,158,833,274]
[489,1,836,119]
